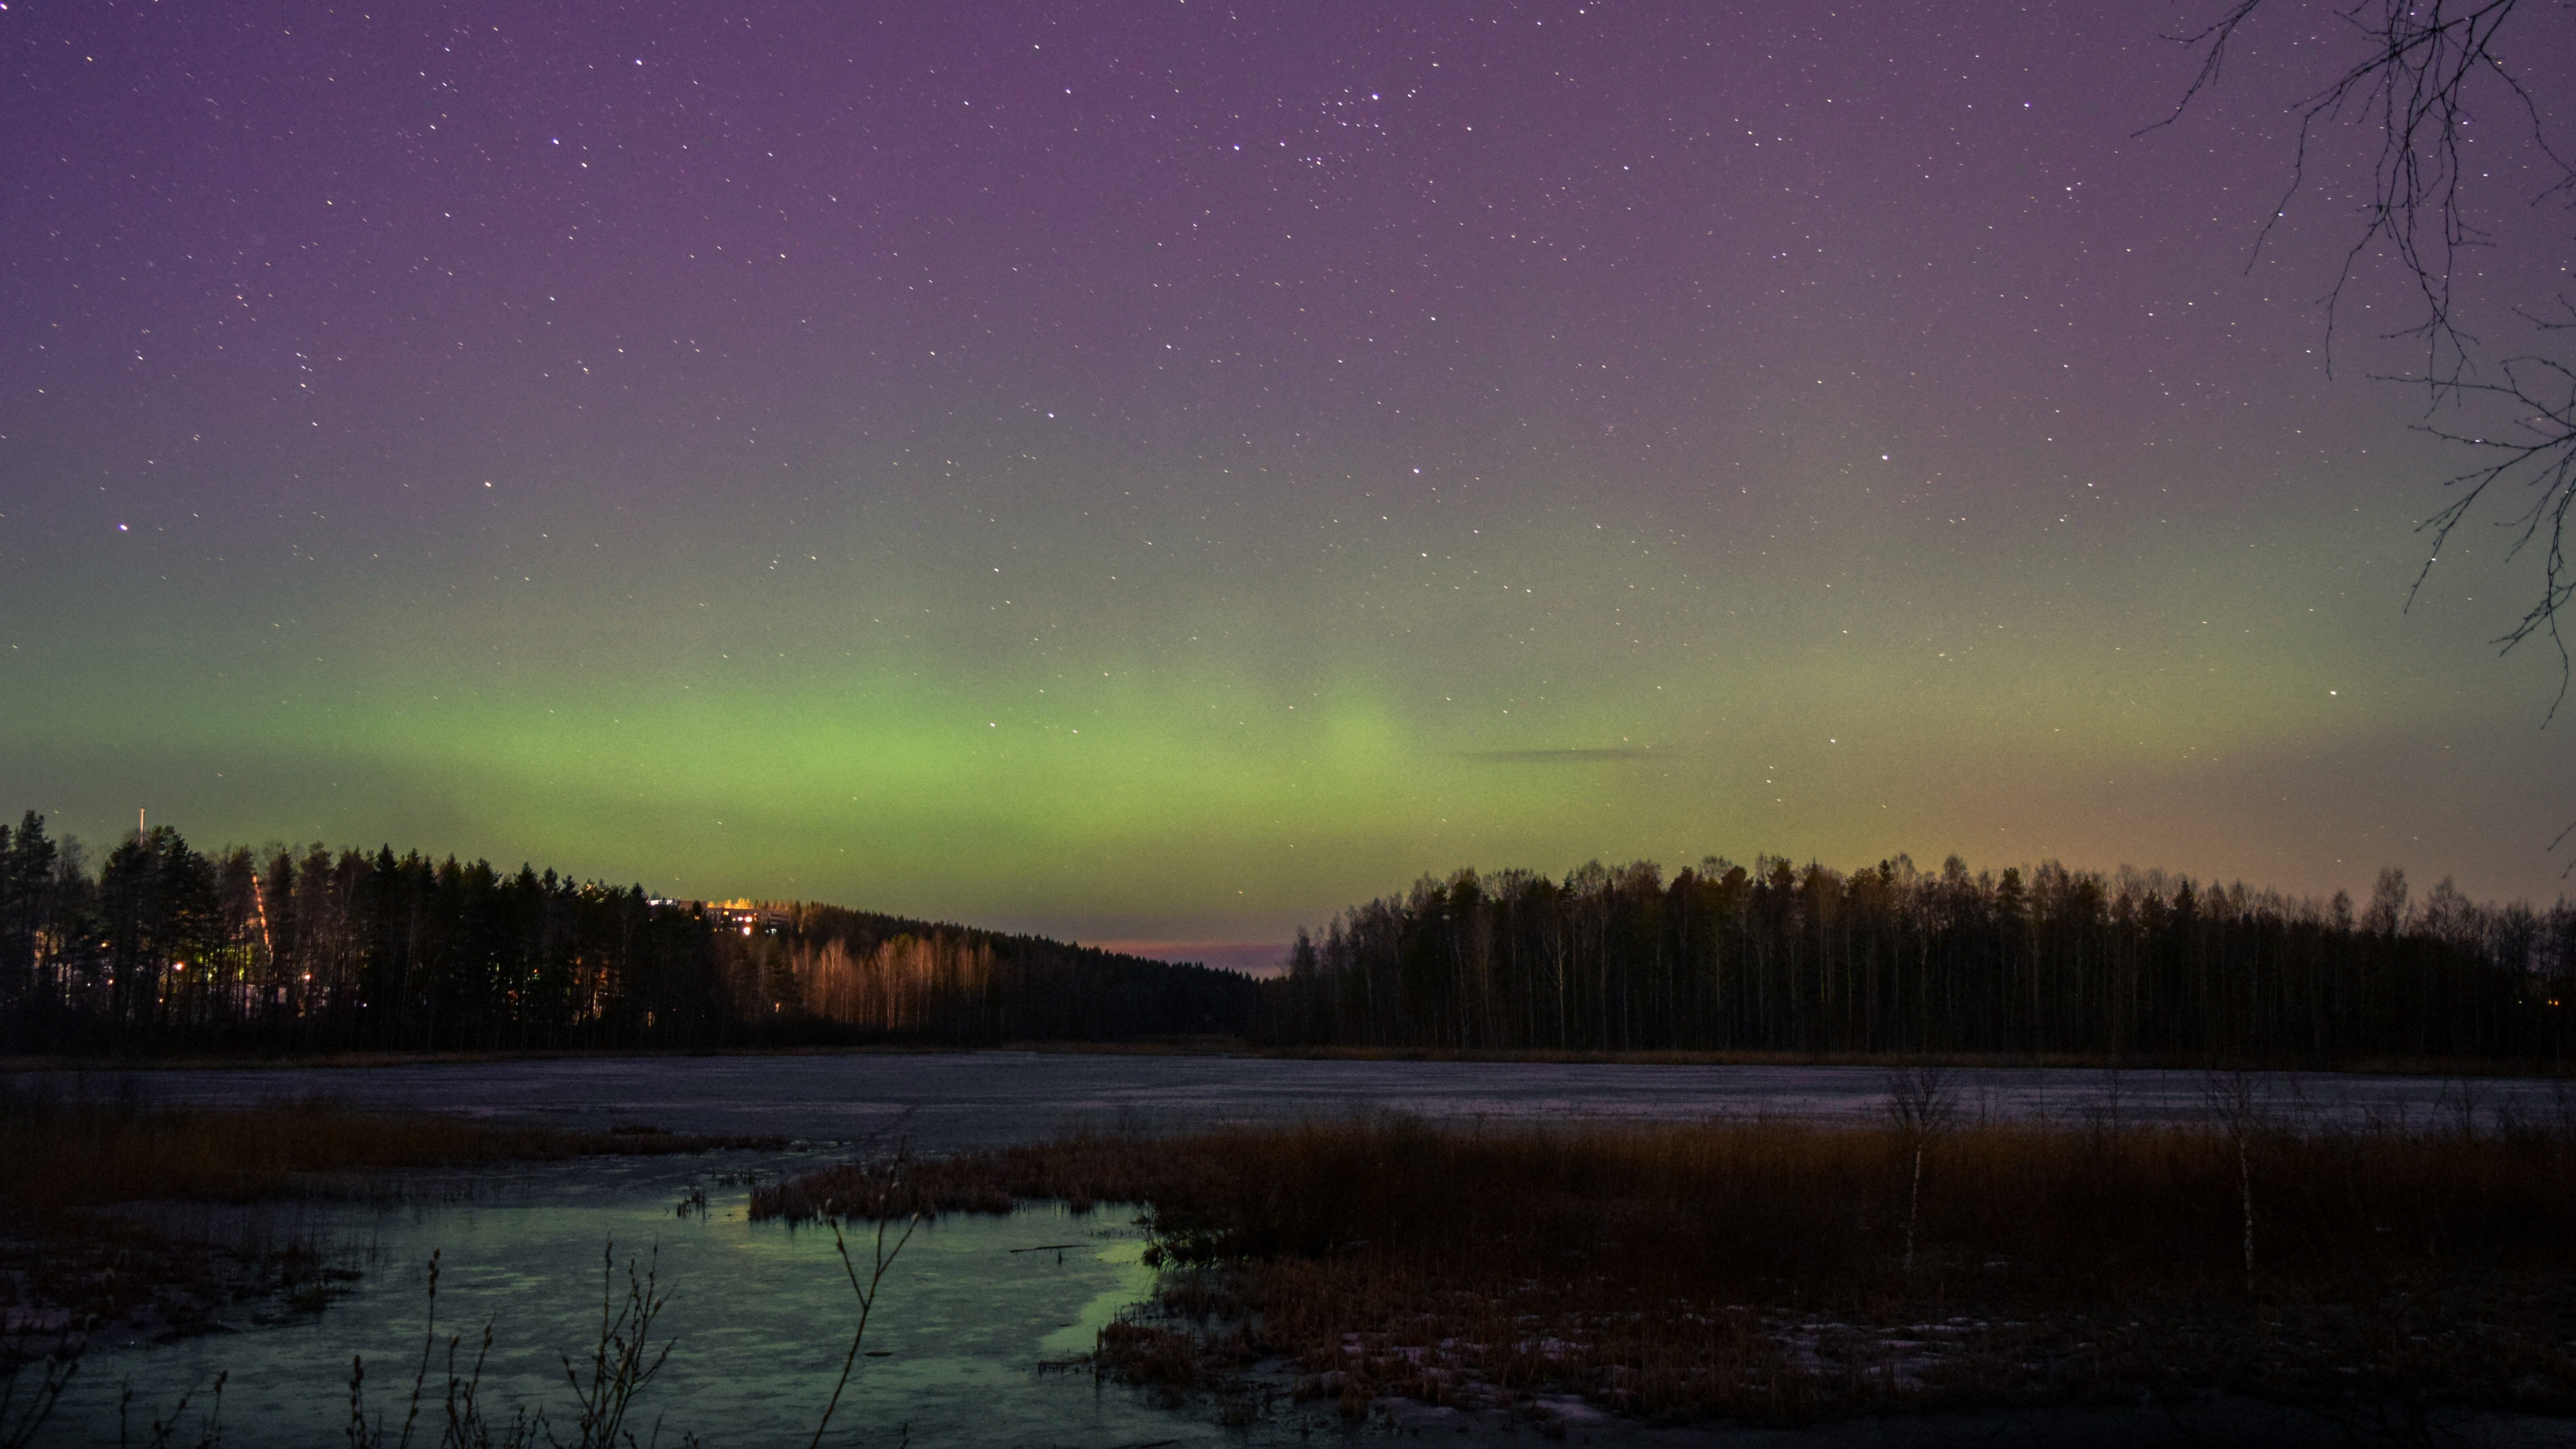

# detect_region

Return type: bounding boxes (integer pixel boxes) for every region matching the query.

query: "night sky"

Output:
[6,1,2572,969]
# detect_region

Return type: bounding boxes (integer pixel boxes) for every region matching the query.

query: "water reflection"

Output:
[52,1189,1177,1448]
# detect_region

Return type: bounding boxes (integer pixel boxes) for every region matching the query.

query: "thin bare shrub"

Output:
[339,1244,687,1449]
[2201,1069,2267,1290]
[807,1214,916,1449]
[0,1337,76,1449]
[554,1245,675,1449]
[345,1250,539,1449]
[1882,1067,1959,1278]
[119,1371,227,1449]
[57,1231,930,1446]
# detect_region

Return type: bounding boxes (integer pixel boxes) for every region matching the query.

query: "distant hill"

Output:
[716,900,1262,1044]
[0,811,1258,1055]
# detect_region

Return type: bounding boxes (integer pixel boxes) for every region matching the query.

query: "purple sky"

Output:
[5,1,2573,960]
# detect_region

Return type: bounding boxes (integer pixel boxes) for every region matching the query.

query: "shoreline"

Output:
[5,1039,2569,1079]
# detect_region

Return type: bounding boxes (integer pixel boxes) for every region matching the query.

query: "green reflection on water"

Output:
[1038,1238,1154,1358]
[54,1196,1200,1448]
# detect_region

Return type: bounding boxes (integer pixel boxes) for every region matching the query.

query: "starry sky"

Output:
[5,1,2573,969]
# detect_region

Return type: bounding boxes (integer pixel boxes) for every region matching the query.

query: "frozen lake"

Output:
[21,1050,2571,1148]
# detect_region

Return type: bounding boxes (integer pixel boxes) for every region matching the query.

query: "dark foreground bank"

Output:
[756,1093,2576,1436]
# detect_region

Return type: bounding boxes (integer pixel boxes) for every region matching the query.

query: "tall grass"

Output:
[749,1132,1175,1222]
[0,1080,760,1211]
[757,1109,2576,1423]
[764,1110,2576,1289]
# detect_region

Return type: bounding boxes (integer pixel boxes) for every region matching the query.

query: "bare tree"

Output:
[2200,1069,2271,1291]
[2158,1,2576,710]
[1886,1065,1962,1278]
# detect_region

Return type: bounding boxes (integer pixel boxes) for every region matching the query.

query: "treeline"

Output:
[1254,856,2576,1063]
[0,812,1257,1055]
[13,807,2568,1064]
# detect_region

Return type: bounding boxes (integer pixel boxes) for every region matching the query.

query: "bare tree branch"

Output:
[2407,347,2576,693]
[2159,1,2558,379]
[2161,0,2576,712]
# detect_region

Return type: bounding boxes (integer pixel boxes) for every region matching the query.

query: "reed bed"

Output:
[0,1083,769,1210]
[755,1108,2576,1425]
[749,1130,1181,1221]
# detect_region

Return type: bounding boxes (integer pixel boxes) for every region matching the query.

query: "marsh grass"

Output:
[759,1112,2576,1425]
[0,1081,761,1212]
[1224,1044,2576,1076]
[749,1132,1174,1222]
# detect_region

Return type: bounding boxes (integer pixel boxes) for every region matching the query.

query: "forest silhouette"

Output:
[1262,855,2569,1062]
[0,812,1251,1055]
[1,810,2567,1063]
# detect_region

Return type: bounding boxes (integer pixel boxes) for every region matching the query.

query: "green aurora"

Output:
[5,1,2573,964]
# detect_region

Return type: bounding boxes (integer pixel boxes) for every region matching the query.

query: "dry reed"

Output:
[0,1083,771,1210]
[757,1112,2576,1425]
